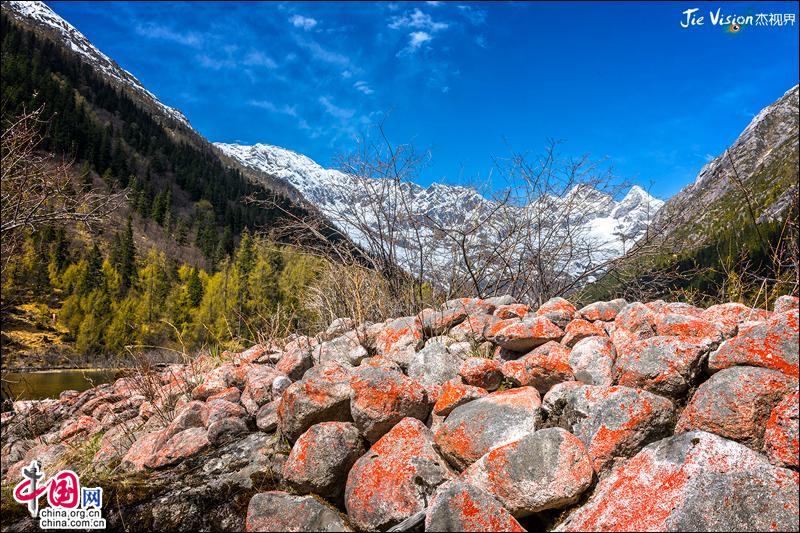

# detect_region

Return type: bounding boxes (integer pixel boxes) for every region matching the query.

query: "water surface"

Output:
[1,369,125,401]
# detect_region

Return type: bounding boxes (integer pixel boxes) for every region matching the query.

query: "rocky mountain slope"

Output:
[2,294,797,531]
[652,84,799,248]
[215,142,665,273]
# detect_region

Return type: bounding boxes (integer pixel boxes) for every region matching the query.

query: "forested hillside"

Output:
[583,86,799,308]
[0,13,324,366]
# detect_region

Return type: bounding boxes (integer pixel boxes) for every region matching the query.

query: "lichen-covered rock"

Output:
[774,294,799,313]
[313,331,368,368]
[419,306,468,336]
[708,309,799,378]
[700,302,769,337]
[449,314,501,343]
[569,336,616,386]
[207,386,241,404]
[435,387,541,471]
[120,430,163,472]
[256,400,279,432]
[541,380,584,419]
[283,422,366,499]
[207,417,248,445]
[614,302,658,339]
[536,297,578,328]
[561,319,606,347]
[763,390,799,468]
[463,427,593,516]
[276,345,313,380]
[146,427,210,469]
[553,384,675,472]
[93,419,139,465]
[191,363,242,400]
[676,366,794,450]
[240,365,284,414]
[425,480,526,532]
[323,317,356,340]
[245,491,353,532]
[58,414,100,441]
[407,341,463,393]
[278,362,353,441]
[613,336,709,399]
[345,417,454,531]
[374,316,424,368]
[578,299,627,322]
[459,357,503,391]
[4,443,65,484]
[444,297,497,316]
[555,431,800,532]
[654,313,725,343]
[502,341,574,394]
[204,399,246,427]
[349,366,430,442]
[433,379,488,416]
[486,316,564,352]
[494,303,531,320]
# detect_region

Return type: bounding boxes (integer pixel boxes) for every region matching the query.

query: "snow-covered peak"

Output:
[215,141,663,267]
[694,84,798,186]
[612,185,664,218]
[4,0,190,127]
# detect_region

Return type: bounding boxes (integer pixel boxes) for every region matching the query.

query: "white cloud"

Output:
[457,5,487,25]
[196,54,236,70]
[408,31,432,49]
[298,37,351,68]
[475,34,487,48]
[243,51,277,68]
[135,23,203,47]
[249,100,297,116]
[319,96,355,120]
[426,1,443,6]
[389,8,448,32]
[291,14,318,30]
[354,80,374,95]
[341,70,353,79]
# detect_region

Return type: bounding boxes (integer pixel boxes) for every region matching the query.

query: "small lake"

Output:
[1,368,126,401]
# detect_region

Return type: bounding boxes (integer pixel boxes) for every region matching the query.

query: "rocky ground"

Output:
[1,295,798,532]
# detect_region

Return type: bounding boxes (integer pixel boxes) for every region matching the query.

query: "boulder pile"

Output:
[2,295,798,531]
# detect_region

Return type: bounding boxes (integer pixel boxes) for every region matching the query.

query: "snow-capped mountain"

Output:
[215,142,665,273]
[3,0,190,128]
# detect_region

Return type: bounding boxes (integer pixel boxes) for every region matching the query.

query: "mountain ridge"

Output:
[214,141,666,271]
[4,0,191,129]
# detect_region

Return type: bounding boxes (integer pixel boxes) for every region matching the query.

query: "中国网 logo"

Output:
[12,460,106,530]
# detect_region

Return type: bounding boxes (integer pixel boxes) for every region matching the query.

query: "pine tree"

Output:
[119,217,136,292]
[82,243,103,294]
[187,267,203,307]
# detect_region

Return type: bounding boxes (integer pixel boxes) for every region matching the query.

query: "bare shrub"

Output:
[1,103,124,310]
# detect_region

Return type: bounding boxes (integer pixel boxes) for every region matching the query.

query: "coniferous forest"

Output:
[1,13,323,365]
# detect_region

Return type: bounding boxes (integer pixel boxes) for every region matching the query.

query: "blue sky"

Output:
[48,1,799,199]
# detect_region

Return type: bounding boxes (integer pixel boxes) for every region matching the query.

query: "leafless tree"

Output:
[1,104,124,295]
[251,130,673,318]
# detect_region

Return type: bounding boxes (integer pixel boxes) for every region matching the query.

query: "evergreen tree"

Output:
[118,218,136,292]
[187,267,203,307]
[82,243,103,294]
